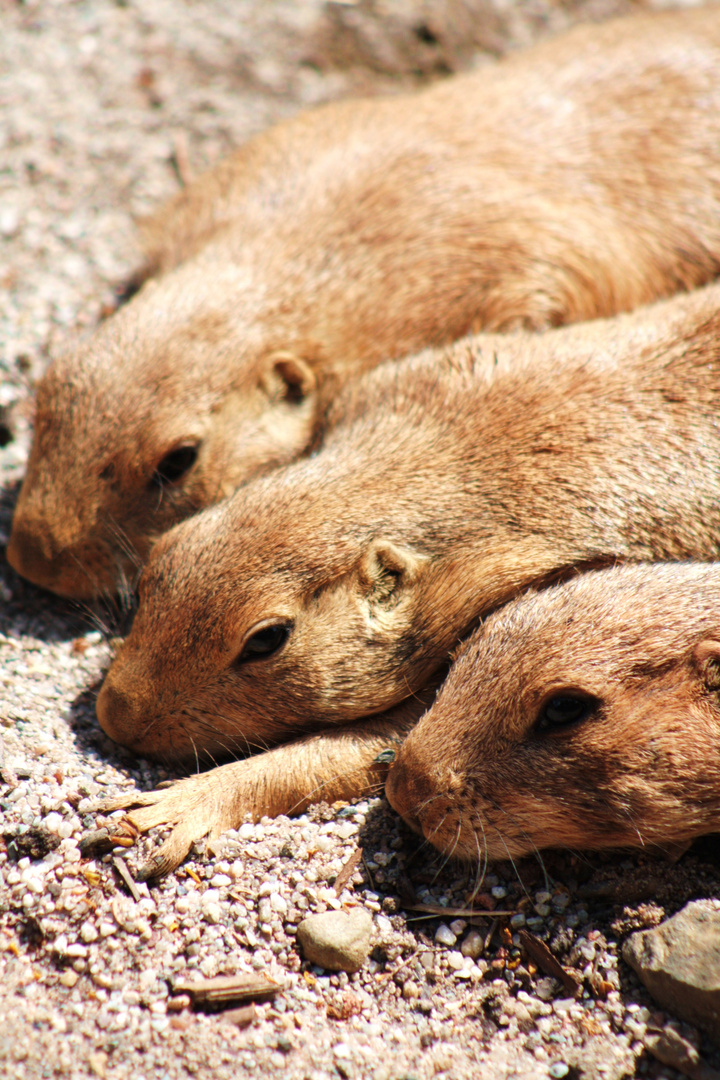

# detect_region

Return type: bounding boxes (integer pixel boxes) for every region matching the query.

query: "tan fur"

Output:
[386,562,720,861]
[100,690,438,881]
[10,6,720,598]
[98,282,720,873]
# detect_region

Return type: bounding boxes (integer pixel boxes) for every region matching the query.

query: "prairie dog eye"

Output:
[236,622,293,664]
[536,693,597,730]
[152,443,200,487]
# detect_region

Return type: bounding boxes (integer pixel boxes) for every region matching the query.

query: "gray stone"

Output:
[645,1027,720,1080]
[297,908,373,973]
[623,901,720,1045]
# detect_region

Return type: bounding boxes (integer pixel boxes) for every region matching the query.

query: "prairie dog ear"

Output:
[261,351,317,405]
[360,538,429,606]
[693,639,720,691]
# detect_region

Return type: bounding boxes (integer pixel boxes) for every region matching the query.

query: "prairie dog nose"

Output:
[385,747,436,830]
[7,517,61,590]
[96,678,143,747]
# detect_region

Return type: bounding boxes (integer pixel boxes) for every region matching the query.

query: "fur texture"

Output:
[98,283,720,874]
[10,6,720,597]
[97,281,720,760]
[386,562,720,860]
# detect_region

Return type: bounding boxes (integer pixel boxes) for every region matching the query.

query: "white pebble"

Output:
[43,812,63,834]
[435,924,457,948]
[203,903,223,925]
[138,968,158,990]
[446,951,465,971]
[460,930,484,960]
[270,893,288,915]
[0,207,20,236]
[210,874,231,888]
[80,922,99,943]
[65,943,88,958]
[374,914,393,936]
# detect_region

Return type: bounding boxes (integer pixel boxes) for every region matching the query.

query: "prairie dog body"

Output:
[10,7,720,599]
[386,563,720,860]
[95,283,720,874]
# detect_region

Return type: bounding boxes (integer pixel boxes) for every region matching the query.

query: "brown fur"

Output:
[386,562,720,861]
[98,282,720,874]
[10,6,720,598]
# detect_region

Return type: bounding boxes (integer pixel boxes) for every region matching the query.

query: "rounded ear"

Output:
[693,639,720,691]
[262,351,316,405]
[360,538,429,606]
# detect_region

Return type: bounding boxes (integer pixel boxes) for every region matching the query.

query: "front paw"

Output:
[97,768,247,881]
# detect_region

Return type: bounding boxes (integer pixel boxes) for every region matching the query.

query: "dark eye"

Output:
[537,694,597,731]
[236,622,293,664]
[152,443,199,487]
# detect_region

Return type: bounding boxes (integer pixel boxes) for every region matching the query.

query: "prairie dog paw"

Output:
[97,767,249,881]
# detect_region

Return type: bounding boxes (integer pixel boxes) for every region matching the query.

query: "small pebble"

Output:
[297,908,373,972]
[446,951,465,971]
[460,930,483,960]
[434,924,457,948]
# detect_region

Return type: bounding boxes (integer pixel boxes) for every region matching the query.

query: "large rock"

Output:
[297,908,373,973]
[623,901,720,1044]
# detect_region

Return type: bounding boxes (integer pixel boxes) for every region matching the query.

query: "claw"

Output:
[93,775,236,881]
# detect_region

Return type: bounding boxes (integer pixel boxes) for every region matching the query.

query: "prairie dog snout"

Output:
[387,562,720,860]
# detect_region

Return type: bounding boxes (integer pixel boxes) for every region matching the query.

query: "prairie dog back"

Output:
[9,7,720,599]
[96,282,720,763]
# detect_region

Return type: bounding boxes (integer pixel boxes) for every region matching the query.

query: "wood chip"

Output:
[172,974,285,1009]
[518,929,581,998]
[334,847,363,895]
[112,857,142,903]
[404,903,514,919]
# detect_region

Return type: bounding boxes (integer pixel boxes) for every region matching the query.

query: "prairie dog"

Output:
[386,562,720,860]
[96,283,720,873]
[10,6,720,599]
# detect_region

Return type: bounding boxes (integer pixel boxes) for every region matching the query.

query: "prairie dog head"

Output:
[7,261,321,600]
[386,562,720,861]
[94,453,450,762]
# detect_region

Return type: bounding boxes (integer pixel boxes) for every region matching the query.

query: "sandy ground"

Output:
[2,2,720,1078]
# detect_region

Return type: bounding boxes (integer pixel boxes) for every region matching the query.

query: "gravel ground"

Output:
[2,2,720,1078]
